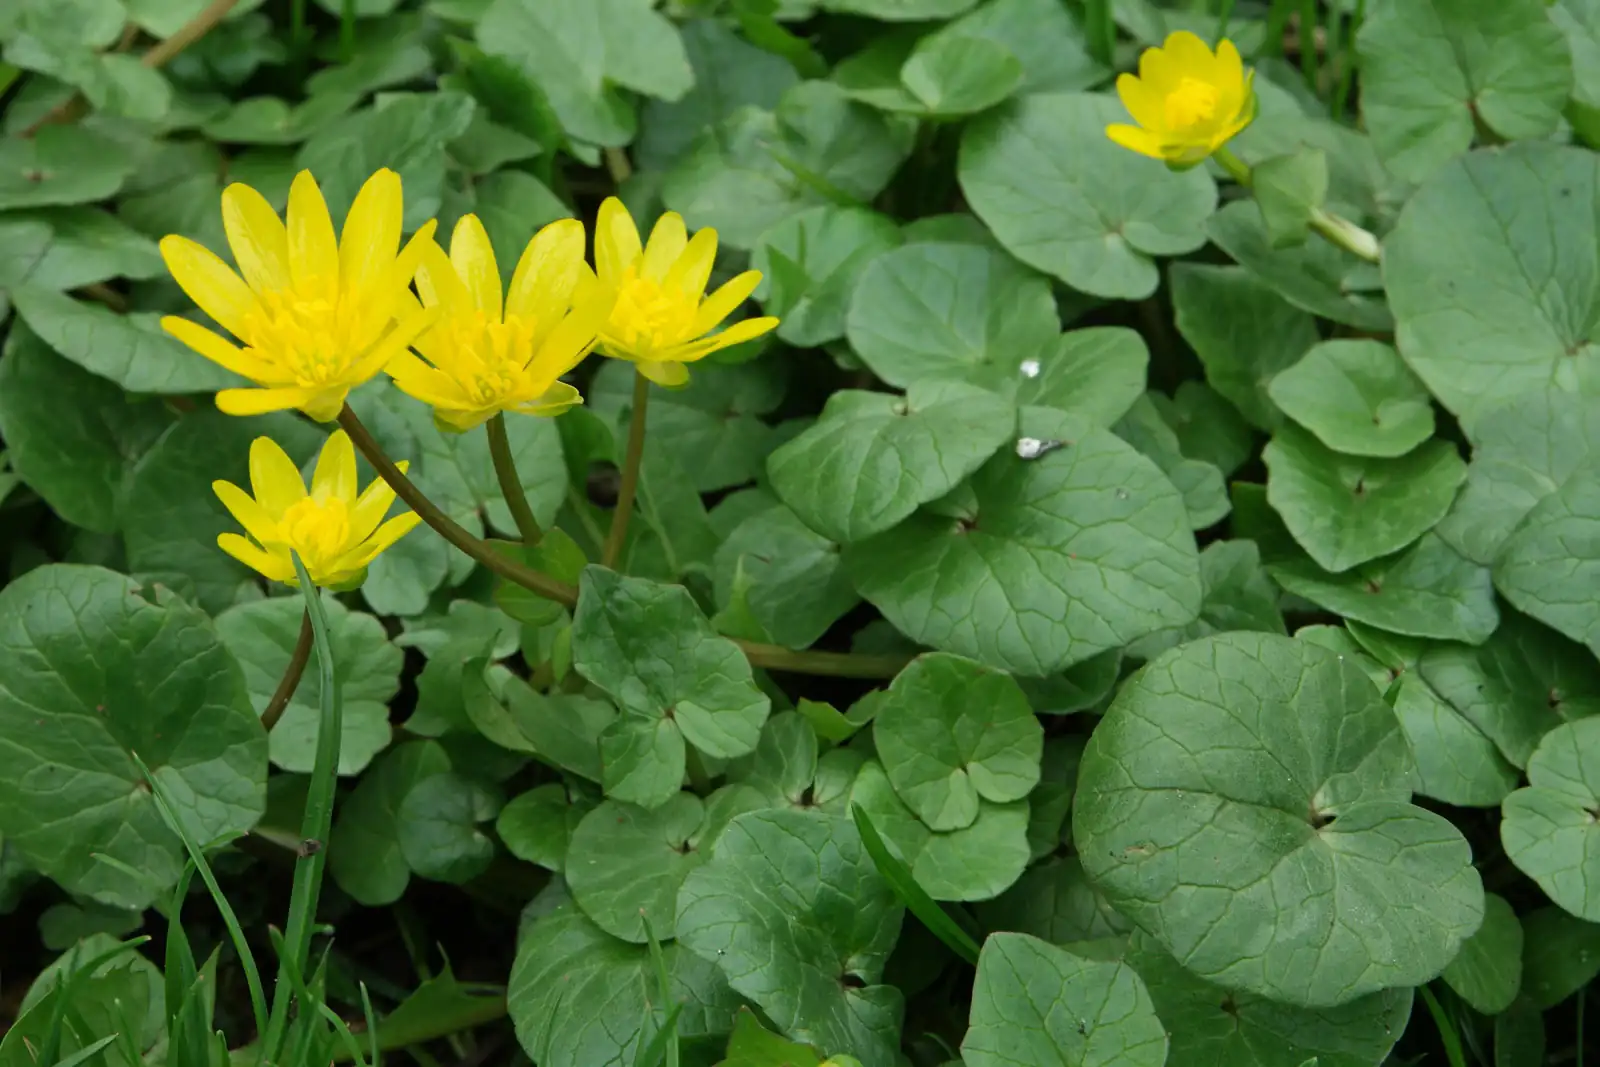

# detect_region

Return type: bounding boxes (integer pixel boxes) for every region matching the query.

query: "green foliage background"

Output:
[2,0,1600,1064]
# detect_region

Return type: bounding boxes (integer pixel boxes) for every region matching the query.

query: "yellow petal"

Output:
[637,359,689,387]
[348,467,403,541]
[347,305,441,386]
[213,479,279,544]
[219,533,295,582]
[595,196,642,283]
[160,236,262,342]
[249,436,308,516]
[1215,38,1244,90]
[641,211,687,282]
[221,183,291,295]
[161,316,282,383]
[217,386,328,418]
[312,429,358,502]
[286,170,339,293]
[1137,43,1179,96]
[449,214,503,323]
[386,350,463,399]
[507,218,586,323]
[415,240,474,313]
[300,388,350,423]
[339,167,403,304]
[690,270,762,336]
[513,380,583,418]
[1162,30,1215,74]
[1106,124,1168,160]
[358,512,423,564]
[664,228,716,300]
[672,316,777,364]
[531,280,614,385]
[1115,72,1165,132]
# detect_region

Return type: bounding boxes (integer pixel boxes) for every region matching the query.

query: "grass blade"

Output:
[851,804,981,965]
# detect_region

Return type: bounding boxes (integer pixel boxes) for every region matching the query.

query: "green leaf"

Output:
[752,206,902,348]
[0,326,173,534]
[1207,201,1393,331]
[1074,631,1485,1007]
[573,568,770,806]
[510,905,742,1067]
[470,171,571,282]
[1502,717,1600,920]
[961,933,1167,1067]
[567,794,716,943]
[845,241,1058,390]
[200,91,359,145]
[676,810,904,1067]
[496,782,593,873]
[1024,735,1085,856]
[1015,328,1149,429]
[0,208,164,290]
[1114,393,1229,530]
[215,595,400,776]
[495,529,587,627]
[1127,930,1412,1067]
[845,431,1201,677]
[11,287,242,394]
[1494,470,1600,657]
[1130,538,1287,662]
[0,126,134,209]
[711,504,860,649]
[296,91,477,231]
[898,35,1022,117]
[1421,611,1600,769]
[821,0,977,16]
[1264,425,1465,573]
[1519,905,1600,1008]
[959,92,1216,300]
[1357,0,1571,183]
[912,799,1031,902]
[1383,144,1600,427]
[1494,996,1546,1067]
[719,1008,824,1067]
[974,854,1128,944]
[476,677,614,783]
[1389,672,1519,808]
[395,772,498,884]
[873,653,1042,831]
[328,740,451,906]
[767,381,1016,544]
[935,0,1105,93]
[1269,534,1500,645]
[851,803,981,965]
[1171,263,1319,432]
[0,565,265,909]
[471,0,628,146]
[596,0,693,104]
[1267,341,1435,459]
[663,81,915,249]
[1442,892,1523,1015]
[1252,148,1329,249]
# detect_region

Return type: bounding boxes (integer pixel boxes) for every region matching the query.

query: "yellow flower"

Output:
[160,168,437,422]
[386,213,613,432]
[213,430,421,588]
[1106,31,1256,168]
[591,197,779,387]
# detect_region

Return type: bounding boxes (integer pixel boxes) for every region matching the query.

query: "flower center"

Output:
[245,290,368,386]
[606,271,696,353]
[280,496,351,568]
[1164,77,1219,130]
[435,312,539,404]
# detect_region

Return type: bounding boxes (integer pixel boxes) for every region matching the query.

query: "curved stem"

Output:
[1212,145,1381,264]
[739,642,911,679]
[602,371,649,569]
[337,406,577,607]
[142,0,239,67]
[260,611,312,731]
[486,413,543,548]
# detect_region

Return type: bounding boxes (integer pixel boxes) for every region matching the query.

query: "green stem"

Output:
[1298,0,1320,93]
[740,642,910,679]
[1333,0,1367,121]
[1262,0,1293,57]
[486,413,543,548]
[1419,985,1468,1067]
[260,611,312,732]
[338,405,577,606]
[261,561,341,1060]
[602,371,649,569]
[1212,146,1381,263]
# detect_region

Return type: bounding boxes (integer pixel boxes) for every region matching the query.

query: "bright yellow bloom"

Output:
[213,431,421,588]
[1106,31,1256,168]
[386,214,613,432]
[160,168,437,422]
[591,197,779,387]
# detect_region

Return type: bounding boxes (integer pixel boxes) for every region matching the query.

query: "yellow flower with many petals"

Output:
[213,431,421,588]
[1106,31,1256,168]
[161,168,437,422]
[591,197,778,387]
[386,214,613,432]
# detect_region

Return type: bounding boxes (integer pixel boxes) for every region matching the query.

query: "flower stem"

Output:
[602,371,649,569]
[486,413,543,548]
[260,611,312,732]
[1212,146,1381,264]
[337,405,577,606]
[739,642,911,680]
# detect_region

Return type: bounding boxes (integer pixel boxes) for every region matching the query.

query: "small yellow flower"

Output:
[385,213,613,432]
[161,168,437,422]
[1106,31,1256,168]
[213,430,421,588]
[591,197,779,387]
